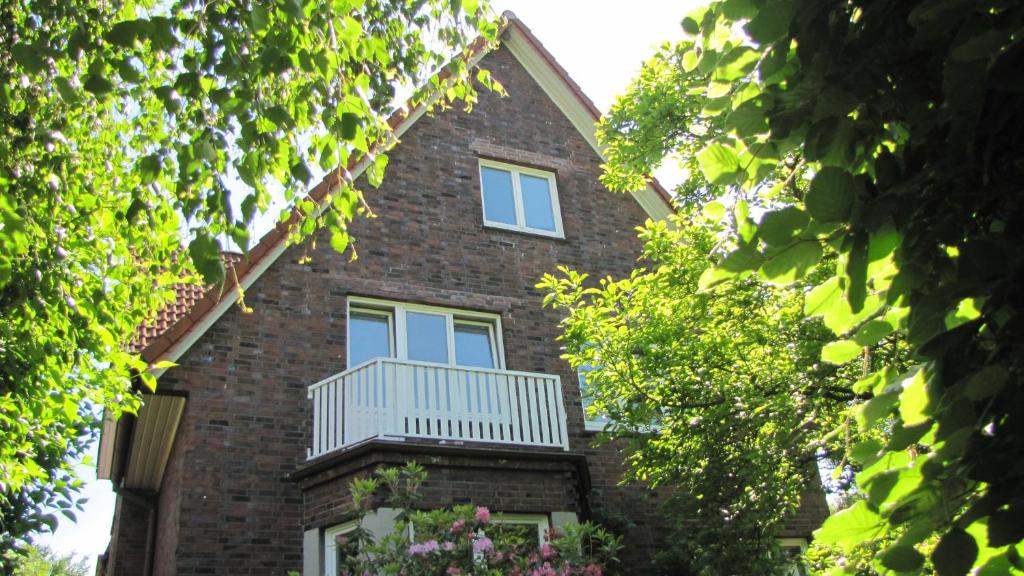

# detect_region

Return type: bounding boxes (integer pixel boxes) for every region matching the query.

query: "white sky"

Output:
[36,0,706,568]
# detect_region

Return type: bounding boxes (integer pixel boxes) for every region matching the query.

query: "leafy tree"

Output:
[541,215,855,574]
[580,0,1024,574]
[1,0,500,558]
[6,544,89,576]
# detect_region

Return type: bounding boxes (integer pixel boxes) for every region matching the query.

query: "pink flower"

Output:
[408,540,440,556]
[442,541,456,551]
[541,543,556,560]
[451,519,466,532]
[473,536,494,554]
[475,506,491,524]
[531,563,557,576]
[583,564,603,576]
[447,567,462,575]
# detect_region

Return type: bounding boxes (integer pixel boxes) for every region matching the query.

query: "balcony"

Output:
[308,358,570,459]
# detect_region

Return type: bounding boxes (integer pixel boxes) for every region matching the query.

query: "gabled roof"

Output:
[138,11,675,370]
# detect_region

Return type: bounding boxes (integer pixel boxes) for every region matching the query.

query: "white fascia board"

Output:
[502,29,672,222]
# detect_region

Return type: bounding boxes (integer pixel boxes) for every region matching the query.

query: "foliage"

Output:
[593,0,1024,574]
[5,544,89,576]
[338,462,622,576]
[1,0,501,557]
[541,215,850,574]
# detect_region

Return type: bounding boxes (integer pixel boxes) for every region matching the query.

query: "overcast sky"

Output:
[36,1,704,568]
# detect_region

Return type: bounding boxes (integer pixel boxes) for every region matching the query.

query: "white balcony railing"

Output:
[308,358,569,459]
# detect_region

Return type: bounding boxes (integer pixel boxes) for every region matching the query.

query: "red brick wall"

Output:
[298,444,584,530]
[152,405,185,576]
[107,494,150,575]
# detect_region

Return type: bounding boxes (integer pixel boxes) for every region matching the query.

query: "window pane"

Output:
[454,324,495,368]
[406,312,449,363]
[520,174,556,231]
[349,312,391,366]
[481,167,517,225]
[578,365,609,423]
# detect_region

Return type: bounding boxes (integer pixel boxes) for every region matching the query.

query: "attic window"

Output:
[478,159,564,238]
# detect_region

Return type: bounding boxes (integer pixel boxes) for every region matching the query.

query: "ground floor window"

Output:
[324,521,359,576]
[778,537,809,576]
[489,512,551,551]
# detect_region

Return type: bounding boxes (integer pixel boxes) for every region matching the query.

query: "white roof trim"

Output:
[502,29,673,222]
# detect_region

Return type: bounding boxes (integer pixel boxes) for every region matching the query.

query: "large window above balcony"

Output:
[347,298,505,369]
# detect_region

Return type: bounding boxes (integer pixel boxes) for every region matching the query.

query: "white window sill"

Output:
[483,220,565,239]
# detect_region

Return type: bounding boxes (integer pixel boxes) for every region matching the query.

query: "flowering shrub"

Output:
[338,463,622,576]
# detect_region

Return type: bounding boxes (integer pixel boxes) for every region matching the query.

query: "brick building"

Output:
[96,13,827,575]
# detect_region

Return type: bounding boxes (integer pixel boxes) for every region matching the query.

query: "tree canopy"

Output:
[541,215,853,574]
[546,0,1024,574]
[0,0,499,557]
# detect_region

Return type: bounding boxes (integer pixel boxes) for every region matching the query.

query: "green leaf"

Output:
[698,245,763,289]
[944,297,982,330]
[744,0,795,44]
[341,112,360,141]
[330,229,350,253]
[84,74,114,96]
[857,391,898,428]
[251,5,269,30]
[805,277,841,317]
[735,199,756,243]
[899,369,930,427]
[138,154,162,185]
[988,508,1024,548]
[758,207,808,246]
[853,319,895,347]
[806,167,858,223]
[822,340,861,365]
[879,545,925,572]
[851,439,883,466]
[290,160,312,184]
[11,44,45,74]
[857,449,912,487]
[932,528,977,576]
[681,16,699,35]
[701,200,727,222]
[106,19,151,47]
[188,234,225,286]
[847,231,868,312]
[814,500,885,553]
[696,143,741,185]
[758,240,822,284]
[963,365,1008,402]
[726,99,769,137]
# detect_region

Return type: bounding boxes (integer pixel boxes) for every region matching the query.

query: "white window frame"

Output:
[490,512,551,548]
[777,537,809,576]
[578,365,611,432]
[324,520,360,576]
[347,297,506,370]
[478,159,564,238]
[346,308,396,367]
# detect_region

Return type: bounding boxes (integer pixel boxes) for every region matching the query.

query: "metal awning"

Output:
[97,393,186,491]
